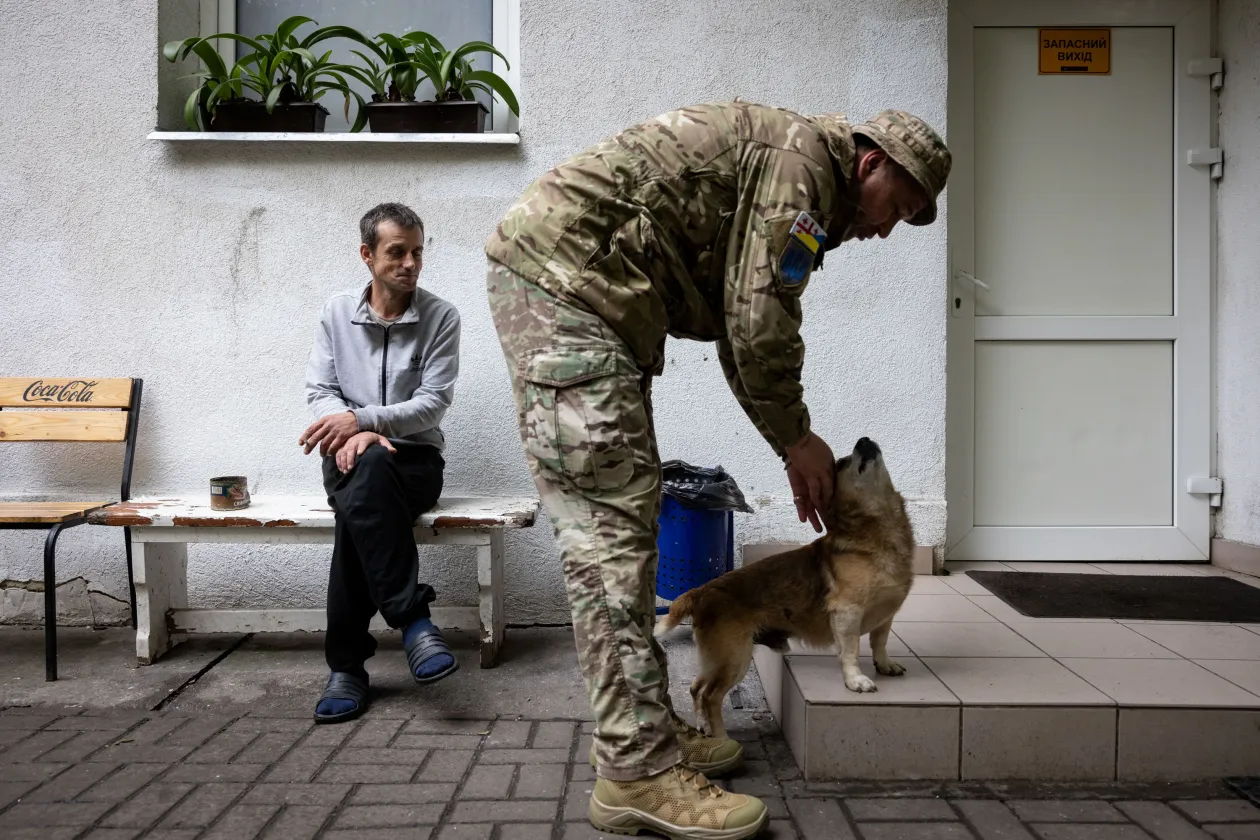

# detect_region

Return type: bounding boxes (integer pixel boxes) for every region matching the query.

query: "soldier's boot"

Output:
[589,715,744,778]
[588,763,767,839]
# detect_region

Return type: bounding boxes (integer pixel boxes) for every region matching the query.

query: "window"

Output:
[198,0,519,134]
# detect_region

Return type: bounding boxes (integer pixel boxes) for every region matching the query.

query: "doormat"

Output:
[966,571,1260,622]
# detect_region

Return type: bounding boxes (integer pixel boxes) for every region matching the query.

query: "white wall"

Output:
[0,0,949,626]
[1216,0,1260,549]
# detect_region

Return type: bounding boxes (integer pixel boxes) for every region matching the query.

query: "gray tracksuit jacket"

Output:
[305,284,460,452]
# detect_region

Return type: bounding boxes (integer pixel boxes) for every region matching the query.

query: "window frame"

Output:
[193,0,520,136]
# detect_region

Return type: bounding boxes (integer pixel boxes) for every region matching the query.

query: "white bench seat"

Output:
[88,495,540,668]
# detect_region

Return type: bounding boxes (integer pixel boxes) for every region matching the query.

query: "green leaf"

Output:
[449,40,509,70]
[399,30,444,52]
[164,37,200,63]
[275,15,316,48]
[303,24,381,57]
[265,83,286,114]
[463,69,519,115]
[182,87,203,129]
[290,47,318,68]
[189,41,229,80]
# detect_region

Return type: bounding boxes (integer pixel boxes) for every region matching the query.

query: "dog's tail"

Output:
[656,589,698,634]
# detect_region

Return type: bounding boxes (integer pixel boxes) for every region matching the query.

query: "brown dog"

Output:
[657,437,915,738]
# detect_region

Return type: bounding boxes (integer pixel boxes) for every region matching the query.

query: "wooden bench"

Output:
[0,377,144,682]
[87,494,539,668]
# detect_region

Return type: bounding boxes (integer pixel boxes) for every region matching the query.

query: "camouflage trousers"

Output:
[486,260,680,781]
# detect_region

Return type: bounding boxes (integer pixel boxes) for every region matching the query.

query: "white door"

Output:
[946,0,1215,562]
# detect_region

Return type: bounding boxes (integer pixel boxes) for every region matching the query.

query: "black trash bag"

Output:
[660,460,754,513]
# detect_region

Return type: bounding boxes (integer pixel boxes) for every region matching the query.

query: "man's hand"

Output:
[785,432,836,533]
[335,431,396,474]
[300,411,359,457]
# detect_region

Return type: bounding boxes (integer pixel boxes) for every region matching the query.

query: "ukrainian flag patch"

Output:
[778,211,826,287]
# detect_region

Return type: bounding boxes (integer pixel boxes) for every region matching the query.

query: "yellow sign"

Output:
[1039,28,1110,74]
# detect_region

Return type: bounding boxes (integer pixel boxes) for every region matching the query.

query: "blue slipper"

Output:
[314,672,369,724]
[404,618,460,685]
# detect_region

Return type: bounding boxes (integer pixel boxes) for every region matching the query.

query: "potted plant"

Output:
[339,32,520,133]
[164,16,366,132]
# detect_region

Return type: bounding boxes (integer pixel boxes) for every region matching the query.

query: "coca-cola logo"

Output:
[22,379,99,404]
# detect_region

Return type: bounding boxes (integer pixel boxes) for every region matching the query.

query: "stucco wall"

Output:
[1216,0,1260,549]
[0,0,949,626]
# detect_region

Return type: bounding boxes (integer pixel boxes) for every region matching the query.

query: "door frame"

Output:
[946,0,1216,561]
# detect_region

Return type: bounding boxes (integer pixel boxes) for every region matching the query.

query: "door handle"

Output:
[954,270,991,291]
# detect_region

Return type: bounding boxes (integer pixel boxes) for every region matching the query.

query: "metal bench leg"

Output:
[477,531,506,668]
[124,526,137,630]
[43,523,67,682]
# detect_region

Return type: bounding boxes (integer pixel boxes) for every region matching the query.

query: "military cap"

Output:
[852,110,951,225]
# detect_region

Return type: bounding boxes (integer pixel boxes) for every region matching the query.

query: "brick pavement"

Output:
[2,705,1257,840]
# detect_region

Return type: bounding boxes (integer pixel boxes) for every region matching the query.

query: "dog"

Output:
[657,437,915,738]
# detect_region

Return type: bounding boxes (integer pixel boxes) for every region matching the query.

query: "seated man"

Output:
[301,202,462,723]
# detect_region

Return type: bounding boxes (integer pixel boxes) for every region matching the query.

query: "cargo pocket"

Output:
[519,348,638,492]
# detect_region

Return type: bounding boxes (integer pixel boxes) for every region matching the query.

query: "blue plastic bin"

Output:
[655,494,734,613]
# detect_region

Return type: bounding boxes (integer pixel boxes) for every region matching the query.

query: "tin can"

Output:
[210,476,251,510]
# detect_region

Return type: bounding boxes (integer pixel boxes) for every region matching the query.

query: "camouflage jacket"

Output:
[485,101,860,457]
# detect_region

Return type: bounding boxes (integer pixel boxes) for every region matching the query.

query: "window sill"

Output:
[147,131,520,144]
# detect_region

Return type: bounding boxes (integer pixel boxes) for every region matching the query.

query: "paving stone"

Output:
[1010,801,1128,823]
[323,830,431,840]
[233,732,305,765]
[242,783,352,805]
[346,719,405,748]
[130,832,200,840]
[317,763,422,784]
[90,743,196,764]
[580,721,596,734]
[763,796,788,818]
[1031,827,1154,840]
[4,800,114,826]
[848,798,958,821]
[6,828,87,840]
[1,729,76,761]
[260,804,335,840]
[0,712,59,728]
[80,830,143,840]
[0,727,35,751]
[229,718,315,735]
[497,825,554,840]
[0,780,38,808]
[0,761,69,781]
[184,730,258,763]
[562,822,628,838]
[955,800,1037,840]
[300,724,354,748]
[39,729,129,763]
[157,716,238,748]
[514,763,566,799]
[766,818,801,839]
[99,783,194,828]
[199,803,281,839]
[164,762,268,783]
[448,799,559,822]
[460,764,515,799]
[565,784,594,821]
[81,760,170,800]
[434,827,494,840]
[124,716,191,743]
[860,824,977,840]
[1173,802,1260,824]
[487,720,532,748]
[336,747,429,765]
[533,721,577,749]
[349,783,458,804]
[787,797,858,840]
[416,750,475,782]
[158,782,248,828]
[570,761,595,782]
[392,733,486,751]
[23,759,118,801]
[477,748,570,764]
[403,719,491,736]
[1118,802,1214,840]
[333,804,445,827]
[263,746,337,783]
[1202,828,1260,840]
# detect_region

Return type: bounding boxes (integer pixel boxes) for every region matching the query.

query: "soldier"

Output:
[486,102,949,839]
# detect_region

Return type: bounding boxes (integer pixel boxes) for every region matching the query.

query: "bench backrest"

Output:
[0,377,144,500]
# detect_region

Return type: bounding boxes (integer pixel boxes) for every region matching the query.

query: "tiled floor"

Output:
[763,563,1260,781]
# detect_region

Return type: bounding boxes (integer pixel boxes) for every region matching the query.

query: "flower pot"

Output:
[210,101,329,132]
[366,100,490,133]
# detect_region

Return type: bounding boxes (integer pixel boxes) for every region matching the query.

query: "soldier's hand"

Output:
[785,432,836,533]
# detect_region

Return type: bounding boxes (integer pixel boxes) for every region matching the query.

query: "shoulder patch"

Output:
[777,211,827,287]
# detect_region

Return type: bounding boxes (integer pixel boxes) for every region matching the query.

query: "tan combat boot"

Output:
[588,763,768,839]
[589,716,745,777]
